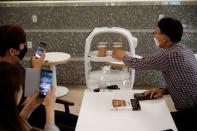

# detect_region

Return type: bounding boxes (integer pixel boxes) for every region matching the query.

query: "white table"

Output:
[44,52,70,97]
[76,89,177,131]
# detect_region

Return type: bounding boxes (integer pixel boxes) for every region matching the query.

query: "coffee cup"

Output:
[98,45,106,57]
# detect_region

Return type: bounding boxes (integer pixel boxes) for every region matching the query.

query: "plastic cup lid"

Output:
[98,45,106,48]
[99,42,108,45]
[113,42,123,45]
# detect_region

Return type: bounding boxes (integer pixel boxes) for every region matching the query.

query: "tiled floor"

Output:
[55,85,176,116]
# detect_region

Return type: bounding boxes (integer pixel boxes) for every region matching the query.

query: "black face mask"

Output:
[17,46,28,60]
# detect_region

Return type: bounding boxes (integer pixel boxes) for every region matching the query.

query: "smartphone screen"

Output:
[39,69,53,98]
[35,42,46,59]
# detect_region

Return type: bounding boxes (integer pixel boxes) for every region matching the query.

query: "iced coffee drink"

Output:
[98,45,106,57]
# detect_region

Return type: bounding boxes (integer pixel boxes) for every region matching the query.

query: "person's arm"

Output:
[44,87,59,131]
[44,124,59,131]
[20,92,42,120]
[45,105,55,125]
[113,49,169,71]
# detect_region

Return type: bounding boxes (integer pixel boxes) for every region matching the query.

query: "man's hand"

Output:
[31,53,45,68]
[112,49,126,60]
[144,88,168,99]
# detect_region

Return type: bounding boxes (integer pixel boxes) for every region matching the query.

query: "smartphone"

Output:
[39,69,53,98]
[35,42,46,59]
[134,93,156,101]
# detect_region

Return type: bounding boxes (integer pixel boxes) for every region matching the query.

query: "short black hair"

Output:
[0,24,26,56]
[158,17,183,43]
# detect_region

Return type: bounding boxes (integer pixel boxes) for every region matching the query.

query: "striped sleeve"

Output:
[122,51,169,71]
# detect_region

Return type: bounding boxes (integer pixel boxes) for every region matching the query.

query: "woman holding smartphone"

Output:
[0,24,78,131]
[0,62,59,131]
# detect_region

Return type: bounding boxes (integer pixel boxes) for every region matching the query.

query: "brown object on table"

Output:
[112,99,126,108]
[98,44,106,57]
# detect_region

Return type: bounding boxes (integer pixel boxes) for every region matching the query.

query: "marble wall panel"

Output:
[1,4,196,87]
[0,5,197,29]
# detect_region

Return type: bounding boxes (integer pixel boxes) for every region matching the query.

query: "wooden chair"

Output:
[56,98,74,113]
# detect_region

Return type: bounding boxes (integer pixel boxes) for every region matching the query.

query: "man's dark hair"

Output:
[158,17,183,43]
[0,24,26,56]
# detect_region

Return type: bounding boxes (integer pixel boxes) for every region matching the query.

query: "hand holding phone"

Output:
[44,86,56,109]
[31,54,45,68]
[39,69,53,98]
[35,42,47,59]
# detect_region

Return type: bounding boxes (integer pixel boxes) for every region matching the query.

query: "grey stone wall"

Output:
[0,3,196,88]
